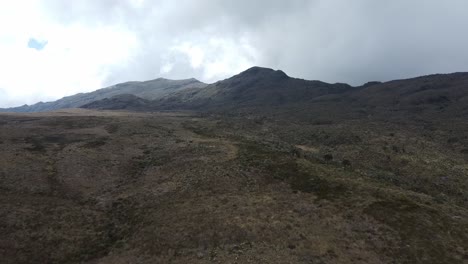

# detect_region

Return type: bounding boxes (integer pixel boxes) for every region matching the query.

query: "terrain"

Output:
[1,67,468,263]
[0,78,206,113]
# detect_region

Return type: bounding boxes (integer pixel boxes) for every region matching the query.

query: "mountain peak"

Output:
[187,77,201,82]
[143,77,204,85]
[210,66,291,91]
[239,66,289,79]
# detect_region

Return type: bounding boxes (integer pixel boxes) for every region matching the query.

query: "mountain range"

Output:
[3,67,468,123]
[0,77,206,112]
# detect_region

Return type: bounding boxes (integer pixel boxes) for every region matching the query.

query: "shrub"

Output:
[342,159,351,167]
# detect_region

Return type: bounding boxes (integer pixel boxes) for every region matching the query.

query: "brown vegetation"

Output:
[1,108,467,263]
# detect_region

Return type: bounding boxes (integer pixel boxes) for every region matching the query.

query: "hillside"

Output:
[0,78,206,112]
[153,67,353,110]
[78,68,468,123]
[78,67,354,112]
[81,94,153,111]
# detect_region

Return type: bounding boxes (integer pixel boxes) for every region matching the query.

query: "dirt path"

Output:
[191,137,239,161]
[174,120,239,161]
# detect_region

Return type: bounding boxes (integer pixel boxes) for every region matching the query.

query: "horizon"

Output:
[3,65,468,109]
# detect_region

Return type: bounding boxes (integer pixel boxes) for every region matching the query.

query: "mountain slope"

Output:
[80,94,153,111]
[154,67,353,111]
[0,78,206,112]
[347,72,468,119]
[156,68,468,120]
[80,67,468,124]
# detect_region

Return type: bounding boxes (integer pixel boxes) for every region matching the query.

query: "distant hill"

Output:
[0,78,206,112]
[158,68,468,122]
[79,67,468,124]
[347,72,468,119]
[153,66,353,111]
[80,94,153,111]
[4,66,468,121]
[79,67,355,113]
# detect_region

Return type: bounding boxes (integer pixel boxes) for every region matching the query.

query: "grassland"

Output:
[0,109,467,263]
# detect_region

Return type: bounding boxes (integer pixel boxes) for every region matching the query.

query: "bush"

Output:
[323,154,333,161]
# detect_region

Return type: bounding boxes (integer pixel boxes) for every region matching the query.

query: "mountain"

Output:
[153,66,353,111]
[0,78,206,112]
[7,66,468,118]
[347,72,468,119]
[80,66,353,112]
[79,67,468,123]
[80,94,153,111]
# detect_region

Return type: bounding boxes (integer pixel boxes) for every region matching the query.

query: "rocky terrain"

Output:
[1,68,468,263]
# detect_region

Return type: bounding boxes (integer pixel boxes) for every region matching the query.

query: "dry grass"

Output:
[0,110,467,264]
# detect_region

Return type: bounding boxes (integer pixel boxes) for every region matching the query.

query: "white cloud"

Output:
[160,63,174,74]
[2,0,468,107]
[171,42,205,69]
[0,1,138,107]
[166,37,258,82]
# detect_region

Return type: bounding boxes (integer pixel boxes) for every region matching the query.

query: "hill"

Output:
[81,94,153,111]
[79,67,468,124]
[0,78,206,112]
[153,66,353,111]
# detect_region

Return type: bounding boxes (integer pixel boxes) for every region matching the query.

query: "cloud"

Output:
[165,37,257,81]
[1,0,468,107]
[0,1,138,107]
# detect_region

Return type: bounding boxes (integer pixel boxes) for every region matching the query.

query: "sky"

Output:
[1,0,468,107]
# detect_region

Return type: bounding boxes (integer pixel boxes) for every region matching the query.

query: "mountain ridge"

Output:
[3,67,468,118]
[150,67,353,111]
[0,77,206,112]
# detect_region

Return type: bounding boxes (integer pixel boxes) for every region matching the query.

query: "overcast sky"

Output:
[1,0,468,107]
